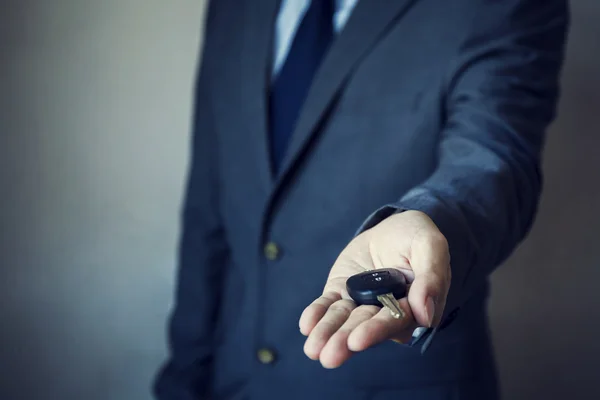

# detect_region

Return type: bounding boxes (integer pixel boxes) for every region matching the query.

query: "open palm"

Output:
[298,210,451,368]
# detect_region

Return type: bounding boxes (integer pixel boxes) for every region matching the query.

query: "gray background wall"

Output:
[0,1,598,399]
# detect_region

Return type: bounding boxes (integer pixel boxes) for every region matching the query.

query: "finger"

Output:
[303,299,356,360]
[409,231,451,327]
[347,297,415,352]
[408,270,448,328]
[299,291,341,336]
[318,304,381,369]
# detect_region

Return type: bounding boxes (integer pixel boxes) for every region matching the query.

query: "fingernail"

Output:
[425,297,435,327]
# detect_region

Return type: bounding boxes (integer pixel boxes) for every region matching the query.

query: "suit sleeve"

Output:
[357,0,569,337]
[153,4,228,399]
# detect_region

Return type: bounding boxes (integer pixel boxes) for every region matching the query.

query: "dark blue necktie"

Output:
[269,0,334,174]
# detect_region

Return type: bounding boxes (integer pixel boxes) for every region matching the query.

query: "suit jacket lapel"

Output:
[240,0,280,191]
[275,0,418,186]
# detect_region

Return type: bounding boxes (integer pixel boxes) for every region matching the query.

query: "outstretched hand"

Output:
[299,210,451,368]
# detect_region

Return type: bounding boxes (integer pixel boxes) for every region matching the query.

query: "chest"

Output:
[205,0,463,224]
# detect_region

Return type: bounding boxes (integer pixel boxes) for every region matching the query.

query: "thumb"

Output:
[407,271,447,328]
[407,232,451,328]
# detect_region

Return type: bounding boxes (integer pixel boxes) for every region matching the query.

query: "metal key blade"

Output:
[377,293,405,319]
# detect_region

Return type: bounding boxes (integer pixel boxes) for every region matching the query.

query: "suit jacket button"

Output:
[264,242,280,261]
[257,348,276,364]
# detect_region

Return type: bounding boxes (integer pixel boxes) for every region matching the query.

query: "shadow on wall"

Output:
[489,2,600,399]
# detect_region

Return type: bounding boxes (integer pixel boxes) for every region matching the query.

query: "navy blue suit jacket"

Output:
[154,1,569,399]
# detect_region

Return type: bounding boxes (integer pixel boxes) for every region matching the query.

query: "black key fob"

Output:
[346,268,408,306]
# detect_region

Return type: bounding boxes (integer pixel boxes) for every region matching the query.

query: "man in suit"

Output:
[154,0,569,399]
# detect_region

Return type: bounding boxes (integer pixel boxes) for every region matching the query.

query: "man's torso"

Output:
[201,1,499,398]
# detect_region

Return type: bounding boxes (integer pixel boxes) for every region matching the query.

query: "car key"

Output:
[346,268,407,319]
